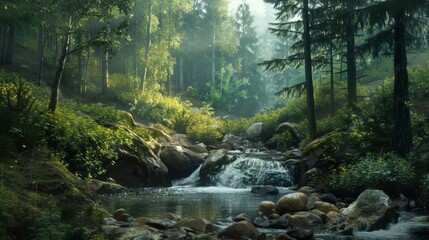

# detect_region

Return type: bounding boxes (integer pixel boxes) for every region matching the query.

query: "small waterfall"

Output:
[173,165,201,187]
[174,153,293,188]
[212,156,293,188]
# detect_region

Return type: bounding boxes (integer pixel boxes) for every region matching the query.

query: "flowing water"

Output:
[100,151,429,239]
[101,151,294,219]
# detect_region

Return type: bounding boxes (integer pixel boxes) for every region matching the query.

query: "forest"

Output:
[1,0,429,239]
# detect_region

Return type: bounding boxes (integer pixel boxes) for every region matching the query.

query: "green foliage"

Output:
[419,174,429,209]
[187,124,222,145]
[328,153,415,197]
[0,71,44,154]
[409,62,429,99]
[46,105,132,179]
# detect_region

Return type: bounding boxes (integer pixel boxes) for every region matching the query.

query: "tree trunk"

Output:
[0,25,4,64]
[76,31,83,94]
[303,0,317,139]
[212,15,216,85]
[4,24,15,65]
[330,37,335,116]
[167,0,172,95]
[82,32,91,94]
[49,31,70,113]
[140,0,152,91]
[393,10,412,155]
[346,1,357,107]
[37,26,46,86]
[101,48,109,94]
[179,55,184,92]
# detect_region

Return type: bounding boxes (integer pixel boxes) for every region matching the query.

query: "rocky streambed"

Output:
[100,187,429,240]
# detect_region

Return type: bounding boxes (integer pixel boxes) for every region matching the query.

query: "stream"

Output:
[100,151,429,239]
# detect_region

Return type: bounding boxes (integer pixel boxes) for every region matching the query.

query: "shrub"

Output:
[0,72,44,153]
[187,124,223,145]
[46,107,133,178]
[328,153,415,197]
[419,174,429,209]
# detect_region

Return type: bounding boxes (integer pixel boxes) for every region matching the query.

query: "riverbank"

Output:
[100,187,429,240]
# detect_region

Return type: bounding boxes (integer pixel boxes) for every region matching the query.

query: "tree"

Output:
[264,0,318,138]
[357,0,429,154]
[47,0,131,113]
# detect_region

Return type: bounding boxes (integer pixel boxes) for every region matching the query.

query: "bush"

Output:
[0,71,44,154]
[187,124,223,145]
[46,106,133,178]
[328,153,415,197]
[419,174,429,208]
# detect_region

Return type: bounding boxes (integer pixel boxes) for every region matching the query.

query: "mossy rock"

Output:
[301,131,352,171]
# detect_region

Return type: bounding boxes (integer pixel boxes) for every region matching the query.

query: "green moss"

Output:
[0,149,104,239]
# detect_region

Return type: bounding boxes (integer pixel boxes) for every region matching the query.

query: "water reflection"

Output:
[101,186,293,220]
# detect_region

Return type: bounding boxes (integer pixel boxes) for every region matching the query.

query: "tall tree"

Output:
[47,0,131,113]
[357,0,429,154]
[264,0,318,138]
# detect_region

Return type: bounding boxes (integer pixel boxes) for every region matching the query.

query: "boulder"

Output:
[111,227,162,240]
[310,209,328,223]
[293,211,323,225]
[176,218,208,234]
[113,208,129,222]
[87,179,127,194]
[301,131,353,171]
[246,122,272,142]
[160,145,204,180]
[318,193,338,204]
[233,213,251,222]
[222,133,245,150]
[327,211,340,224]
[276,232,296,240]
[276,192,309,214]
[218,221,261,240]
[275,122,301,146]
[251,185,279,195]
[314,201,339,214]
[259,201,276,216]
[199,150,232,185]
[104,147,171,188]
[338,189,397,231]
[184,143,209,154]
[286,227,314,240]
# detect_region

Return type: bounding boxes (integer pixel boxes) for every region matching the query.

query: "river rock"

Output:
[218,221,261,239]
[411,216,429,222]
[310,209,328,223]
[327,211,341,223]
[246,122,272,142]
[276,232,296,240]
[111,227,162,240]
[147,218,177,230]
[87,179,127,194]
[276,192,309,214]
[259,201,276,216]
[233,213,251,222]
[176,218,208,234]
[113,208,128,222]
[199,149,232,185]
[337,189,397,231]
[252,185,279,195]
[184,143,209,154]
[294,211,323,225]
[307,195,321,210]
[286,227,314,240]
[318,193,338,204]
[288,214,310,227]
[314,201,339,214]
[160,145,204,180]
